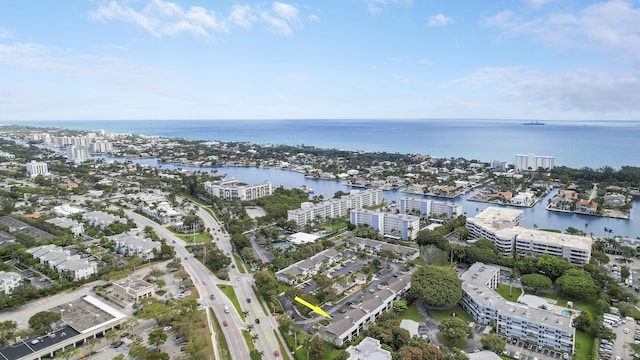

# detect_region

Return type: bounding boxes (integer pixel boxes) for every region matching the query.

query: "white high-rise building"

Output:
[515,154,555,172]
[26,160,48,178]
[203,179,273,201]
[350,209,419,241]
[399,197,462,219]
[68,145,90,164]
[460,263,575,354]
[287,189,384,227]
[466,206,592,265]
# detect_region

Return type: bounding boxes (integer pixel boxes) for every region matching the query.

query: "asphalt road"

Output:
[197,207,284,360]
[127,209,251,360]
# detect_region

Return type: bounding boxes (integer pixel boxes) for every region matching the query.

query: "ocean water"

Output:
[8,119,640,169]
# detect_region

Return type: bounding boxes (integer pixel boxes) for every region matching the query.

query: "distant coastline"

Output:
[4,119,640,168]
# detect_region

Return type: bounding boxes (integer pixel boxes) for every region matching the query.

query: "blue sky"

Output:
[1,0,640,121]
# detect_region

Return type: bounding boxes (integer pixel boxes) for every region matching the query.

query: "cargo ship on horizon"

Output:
[523,121,545,125]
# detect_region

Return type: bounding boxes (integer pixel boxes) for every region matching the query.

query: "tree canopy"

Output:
[555,269,599,298]
[412,266,462,308]
[520,274,552,292]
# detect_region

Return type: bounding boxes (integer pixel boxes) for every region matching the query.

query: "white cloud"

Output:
[307,14,320,22]
[453,67,524,88]
[272,2,298,21]
[0,27,13,39]
[457,65,640,114]
[260,12,293,36]
[90,1,309,37]
[228,4,256,29]
[365,0,412,15]
[428,13,452,27]
[485,0,640,57]
[524,0,554,9]
[510,68,640,113]
[89,0,226,38]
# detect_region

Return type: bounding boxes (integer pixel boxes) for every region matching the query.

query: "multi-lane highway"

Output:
[126,205,284,360]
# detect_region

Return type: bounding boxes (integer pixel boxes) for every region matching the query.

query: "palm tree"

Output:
[57,346,78,360]
[83,337,100,359]
[246,324,254,332]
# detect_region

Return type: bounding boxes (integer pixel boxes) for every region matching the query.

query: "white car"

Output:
[624,328,630,334]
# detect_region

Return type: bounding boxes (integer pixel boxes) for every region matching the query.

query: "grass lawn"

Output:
[273,330,291,360]
[573,330,594,360]
[217,284,246,321]
[233,254,247,274]
[411,257,427,267]
[401,304,426,322]
[495,284,523,303]
[175,231,213,244]
[428,305,475,323]
[242,330,255,352]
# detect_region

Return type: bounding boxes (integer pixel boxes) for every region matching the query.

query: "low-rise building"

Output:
[46,218,84,237]
[319,273,412,346]
[345,337,392,360]
[348,237,419,261]
[110,233,161,260]
[460,263,575,354]
[26,244,97,280]
[275,248,342,285]
[112,277,155,302]
[0,271,21,294]
[82,211,126,229]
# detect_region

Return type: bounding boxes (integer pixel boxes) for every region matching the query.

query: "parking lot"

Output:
[501,336,570,360]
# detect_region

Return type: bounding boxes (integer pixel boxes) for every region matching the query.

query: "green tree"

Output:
[0,320,17,346]
[148,329,168,348]
[438,317,473,347]
[480,333,505,353]
[83,337,100,359]
[146,353,170,360]
[443,347,469,360]
[536,254,573,280]
[412,266,462,308]
[572,310,593,331]
[128,345,149,360]
[555,269,598,298]
[28,311,61,333]
[520,274,552,292]
[393,299,408,314]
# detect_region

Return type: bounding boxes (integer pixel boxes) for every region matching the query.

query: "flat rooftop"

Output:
[461,263,573,333]
[505,227,592,251]
[0,296,126,360]
[113,277,154,292]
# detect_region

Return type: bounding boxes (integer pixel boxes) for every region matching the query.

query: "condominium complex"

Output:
[466,207,592,265]
[110,233,161,260]
[399,197,462,219]
[515,154,555,172]
[287,189,384,227]
[203,179,273,201]
[68,145,90,164]
[319,273,412,346]
[26,160,48,178]
[350,209,419,241]
[26,244,97,280]
[460,263,575,354]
